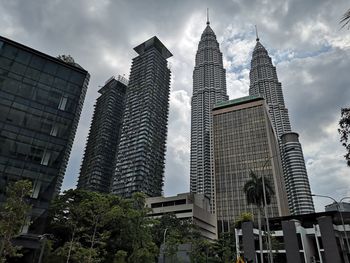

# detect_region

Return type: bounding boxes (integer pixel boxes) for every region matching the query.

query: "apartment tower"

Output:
[77,76,127,193]
[111,36,172,198]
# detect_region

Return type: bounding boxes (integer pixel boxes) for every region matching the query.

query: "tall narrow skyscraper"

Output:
[111,36,172,198]
[77,76,127,193]
[190,16,228,212]
[249,36,314,215]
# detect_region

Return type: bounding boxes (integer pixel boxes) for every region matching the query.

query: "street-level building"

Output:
[146,193,217,240]
[237,211,350,263]
[213,95,289,233]
[77,75,127,193]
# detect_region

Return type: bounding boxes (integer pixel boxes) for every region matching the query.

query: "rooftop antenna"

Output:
[207,8,210,25]
[255,25,259,41]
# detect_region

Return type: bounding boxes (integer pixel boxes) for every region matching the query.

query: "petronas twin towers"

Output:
[190,19,228,212]
[190,17,314,215]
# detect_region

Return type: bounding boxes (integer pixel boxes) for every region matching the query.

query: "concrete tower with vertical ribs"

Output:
[249,34,314,215]
[190,14,228,212]
[112,36,172,198]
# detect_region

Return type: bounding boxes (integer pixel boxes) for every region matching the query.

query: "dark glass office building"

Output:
[77,76,127,193]
[0,36,89,237]
[111,36,172,198]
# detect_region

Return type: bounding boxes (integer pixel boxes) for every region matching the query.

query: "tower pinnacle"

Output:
[207,8,210,25]
[255,25,259,41]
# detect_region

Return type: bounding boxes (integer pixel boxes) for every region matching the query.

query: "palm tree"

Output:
[340,8,350,29]
[243,170,274,263]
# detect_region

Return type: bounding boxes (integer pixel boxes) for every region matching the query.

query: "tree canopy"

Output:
[0,180,32,262]
[339,107,350,166]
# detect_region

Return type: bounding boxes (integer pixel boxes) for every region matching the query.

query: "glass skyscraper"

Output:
[0,36,89,236]
[190,18,228,212]
[111,36,172,198]
[249,36,314,215]
[213,96,289,233]
[77,76,127,193]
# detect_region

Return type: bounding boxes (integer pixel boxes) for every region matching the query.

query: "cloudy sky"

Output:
[1,0,350,212]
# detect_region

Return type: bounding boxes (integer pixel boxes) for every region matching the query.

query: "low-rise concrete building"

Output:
[236,211,350,263]
[146,193,217,240]
[325,202,350,212]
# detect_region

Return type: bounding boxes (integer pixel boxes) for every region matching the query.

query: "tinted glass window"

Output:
[56,66,71,80]
[25,67,40,80]
[16,50,32,65]
[11,62,26,75]
[0,56,12,69]
[43,61,58,75]
[69,71,85,85]
[2,44,18,59]
[29,55,45,70]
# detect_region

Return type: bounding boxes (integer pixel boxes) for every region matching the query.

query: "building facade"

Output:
[0,36,89,236]
[111,36,172,198]
[77,76,127,193]
[237,211,350,263]
[249,37,314,215]
[213,96,289,233]
[146,193,217,240]
[190,18,228,212]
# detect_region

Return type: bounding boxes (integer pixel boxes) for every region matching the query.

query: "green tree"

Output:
[339,107,350,166]
[113,250,127,263]
[243,171,274,263]
[45,190,122,263]
[211,231,236,263]
[234,212,253,229]
[126,193,158,263]
[0,180,32,262]
[340,8,350,29]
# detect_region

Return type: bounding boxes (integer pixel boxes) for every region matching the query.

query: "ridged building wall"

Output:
[190,19,228,212]
[249,37,314,215]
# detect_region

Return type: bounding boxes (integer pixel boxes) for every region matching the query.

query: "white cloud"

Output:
[2,0,350,212]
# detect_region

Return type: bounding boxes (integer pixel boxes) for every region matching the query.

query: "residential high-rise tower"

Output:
[249,36,314,215]
[190,16,228,212]
[77,76,127,193]
[111,36,172,198]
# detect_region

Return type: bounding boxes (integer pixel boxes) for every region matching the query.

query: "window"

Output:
[41,150,51,166]
[58,95,68,110]
[50,124,59,136]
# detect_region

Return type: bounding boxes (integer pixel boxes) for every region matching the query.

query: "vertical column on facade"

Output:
[282,220,303,263]
[242,221,257,263]
[317,216,342,263]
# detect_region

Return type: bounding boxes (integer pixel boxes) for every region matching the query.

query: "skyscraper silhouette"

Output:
[190,15,228,212]
[78,76,127,193]
[111,36,172,198]
[249,35,314,215]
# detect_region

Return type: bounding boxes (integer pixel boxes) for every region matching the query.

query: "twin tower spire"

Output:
[190,11,314,216]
